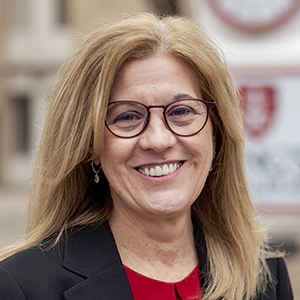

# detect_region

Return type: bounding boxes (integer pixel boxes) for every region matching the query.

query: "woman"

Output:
[0,13,293,299]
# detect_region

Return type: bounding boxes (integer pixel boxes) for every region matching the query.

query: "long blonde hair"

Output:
[1,13,275,299]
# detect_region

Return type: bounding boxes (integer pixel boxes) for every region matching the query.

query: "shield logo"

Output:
[240,86,277,138]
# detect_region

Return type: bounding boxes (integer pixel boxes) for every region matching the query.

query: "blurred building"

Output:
[0,0,193,185]
[0,0,299,236]
[195,0,300,242]
[0,0,73,185]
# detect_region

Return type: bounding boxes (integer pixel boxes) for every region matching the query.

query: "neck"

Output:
[109,208,198,282]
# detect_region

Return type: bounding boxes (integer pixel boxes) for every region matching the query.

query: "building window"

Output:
[56,0,68,26]
[12,95,30,153]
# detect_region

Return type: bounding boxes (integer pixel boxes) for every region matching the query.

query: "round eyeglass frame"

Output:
[105,99,216,139]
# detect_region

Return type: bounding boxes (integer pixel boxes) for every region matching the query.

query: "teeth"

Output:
[162,164,169,175]
[138,162,182,177]
[150,168,155,176]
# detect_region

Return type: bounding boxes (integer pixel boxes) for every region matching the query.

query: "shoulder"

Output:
[1,236,61,267]
[258,256,294,300]
[0,237,81,299]
[0,221,122,300]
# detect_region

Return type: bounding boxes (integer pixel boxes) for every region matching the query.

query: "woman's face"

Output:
[101,53,214,220]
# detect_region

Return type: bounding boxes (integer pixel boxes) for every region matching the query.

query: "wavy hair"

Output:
[1,13,276,299]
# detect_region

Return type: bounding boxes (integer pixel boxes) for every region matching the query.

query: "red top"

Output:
[124,264,201,300]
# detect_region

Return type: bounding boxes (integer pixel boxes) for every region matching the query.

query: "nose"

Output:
[138,111,177,152]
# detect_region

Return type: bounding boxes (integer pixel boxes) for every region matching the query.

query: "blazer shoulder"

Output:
[0,222,127,300]
[0,236,63,275]
[0,237,82,299]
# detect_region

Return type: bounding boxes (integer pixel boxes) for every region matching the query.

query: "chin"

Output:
[141,200,192,218]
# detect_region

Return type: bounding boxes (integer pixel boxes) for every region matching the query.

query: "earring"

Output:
[91,162,101,183]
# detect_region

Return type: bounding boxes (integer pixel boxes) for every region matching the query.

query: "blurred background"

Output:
[0,0,299,296]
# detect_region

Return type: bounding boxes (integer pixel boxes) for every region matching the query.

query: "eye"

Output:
[115,112,143,122]
[113,111,144,124]
[167,105,195,117]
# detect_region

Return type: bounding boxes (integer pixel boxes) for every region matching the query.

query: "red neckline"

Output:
[124,263,201,300]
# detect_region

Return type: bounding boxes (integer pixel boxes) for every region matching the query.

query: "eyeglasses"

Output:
[105,99,216,138]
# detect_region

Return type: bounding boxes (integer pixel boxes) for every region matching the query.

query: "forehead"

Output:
[110,53,202,103]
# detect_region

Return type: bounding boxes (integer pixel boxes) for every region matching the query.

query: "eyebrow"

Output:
[172,93,195,101]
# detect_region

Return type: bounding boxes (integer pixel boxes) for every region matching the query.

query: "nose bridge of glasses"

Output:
[146,104,170,130]
[148,104,166,112]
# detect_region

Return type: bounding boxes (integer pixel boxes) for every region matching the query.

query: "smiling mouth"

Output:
[137,162,183,177]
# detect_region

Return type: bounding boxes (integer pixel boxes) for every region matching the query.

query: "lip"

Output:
[135,161,184,178]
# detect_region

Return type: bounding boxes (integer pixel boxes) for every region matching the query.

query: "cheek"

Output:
[101,134,120,174]
[189,128,214,159]
[100,133,135,173]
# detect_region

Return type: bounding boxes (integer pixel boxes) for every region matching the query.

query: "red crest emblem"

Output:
[240,86,277,138]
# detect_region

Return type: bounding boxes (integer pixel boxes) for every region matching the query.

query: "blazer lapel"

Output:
[61,221,134,300]
[63,261,133,299]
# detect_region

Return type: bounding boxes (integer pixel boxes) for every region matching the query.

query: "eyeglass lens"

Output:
[105,99,214,138]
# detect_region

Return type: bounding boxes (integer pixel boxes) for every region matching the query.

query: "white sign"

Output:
[236,74,300,213]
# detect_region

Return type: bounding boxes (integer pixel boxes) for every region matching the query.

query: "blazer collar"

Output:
[62,221,134,299]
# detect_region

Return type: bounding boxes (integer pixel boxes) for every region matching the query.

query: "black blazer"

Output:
[0,221,293,299]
